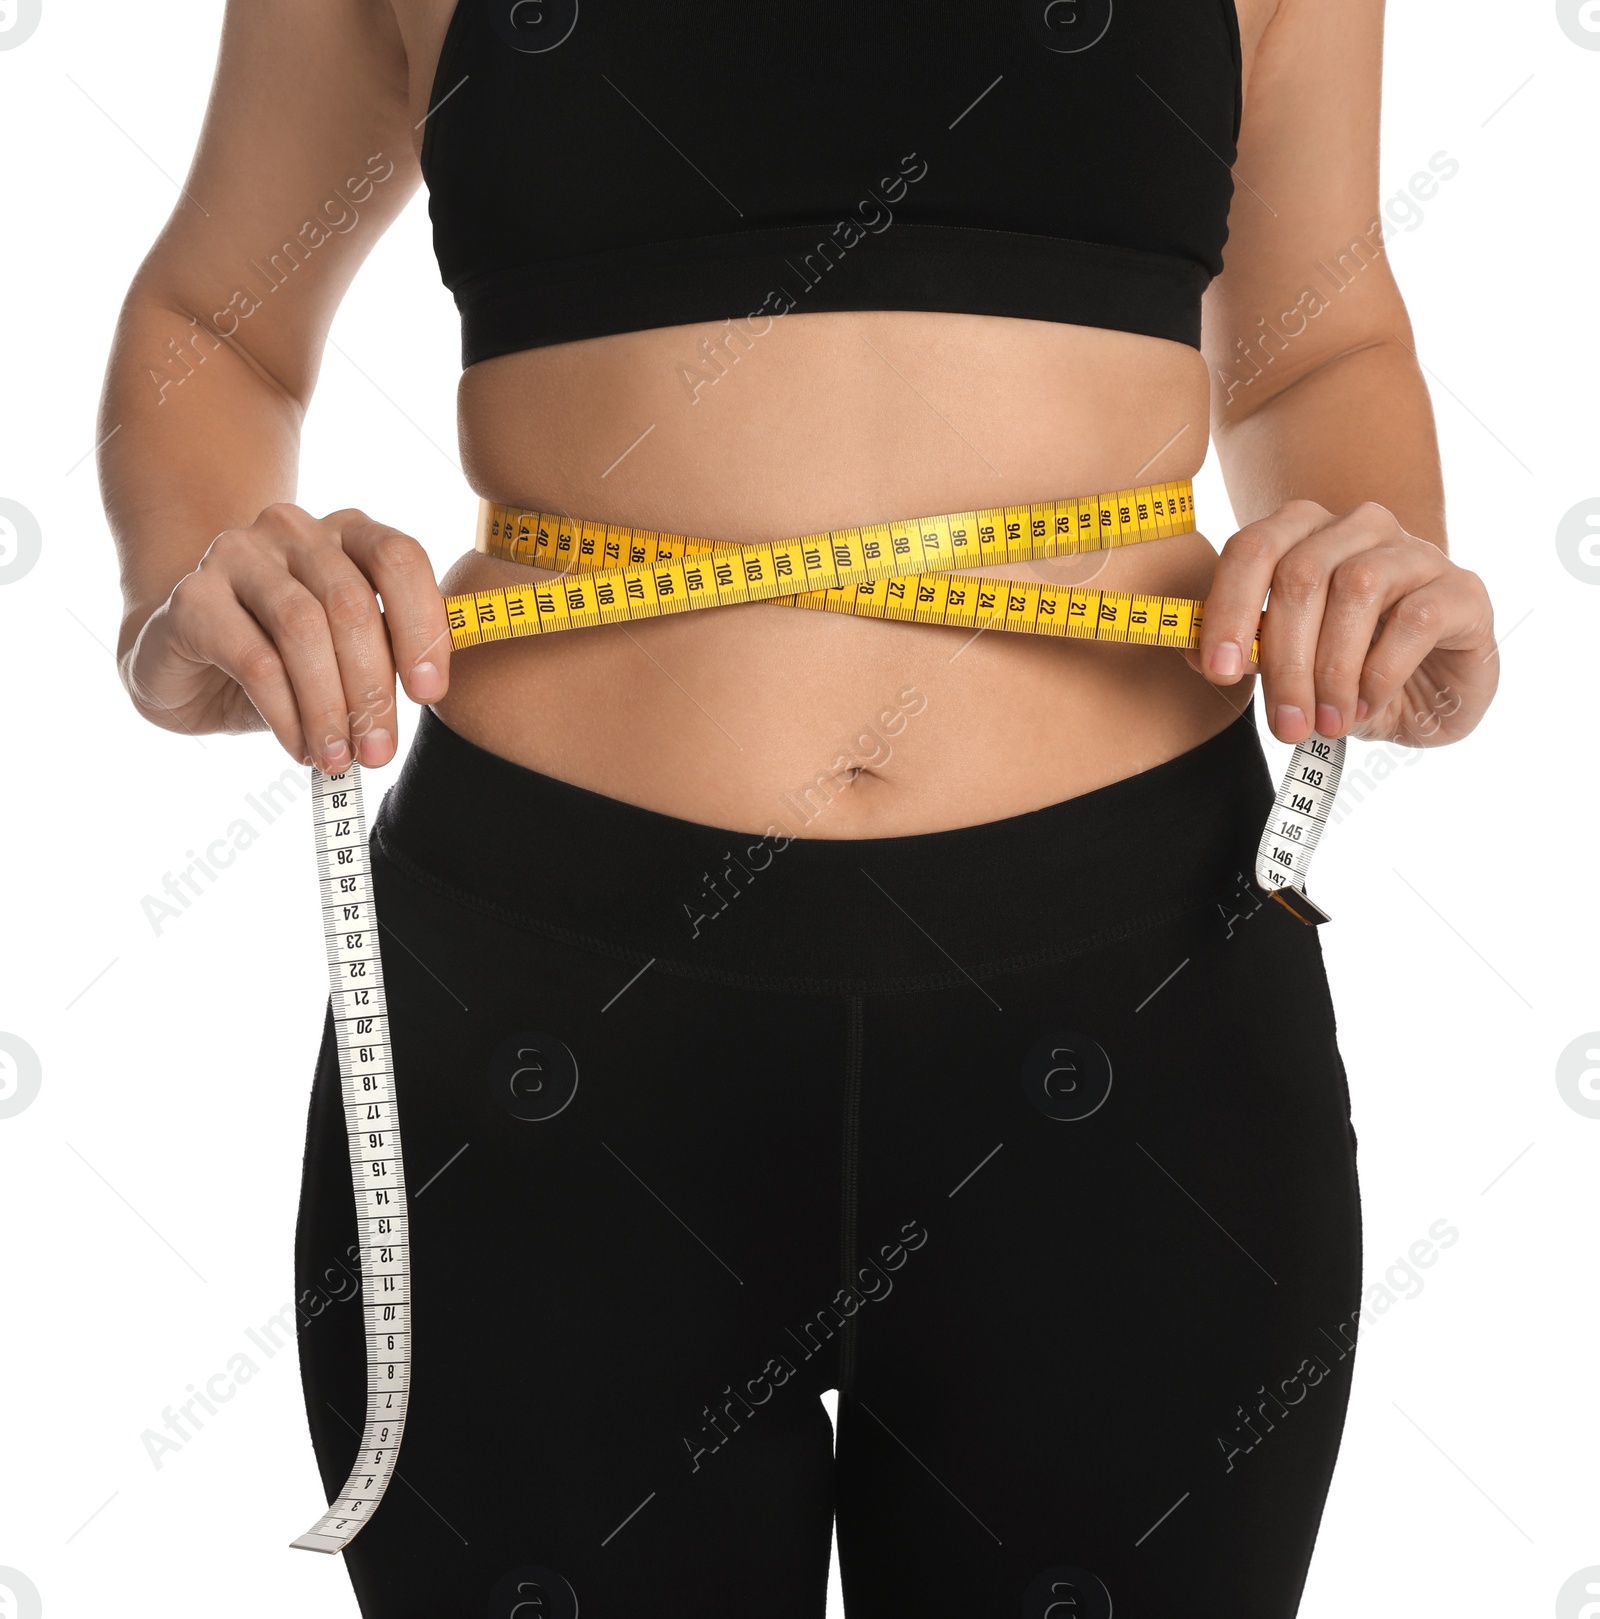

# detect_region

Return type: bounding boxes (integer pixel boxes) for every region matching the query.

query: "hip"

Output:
[357,691,1357,1241]
[348,693,1358,1267]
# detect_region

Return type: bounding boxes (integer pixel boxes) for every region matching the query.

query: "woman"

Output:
[100,0,1496,1613]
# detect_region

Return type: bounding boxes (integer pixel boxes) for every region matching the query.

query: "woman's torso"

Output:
[388,0,1276,836]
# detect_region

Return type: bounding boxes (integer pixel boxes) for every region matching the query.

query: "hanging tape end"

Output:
[1266,886,1332,927]
[289,1532,345,1555]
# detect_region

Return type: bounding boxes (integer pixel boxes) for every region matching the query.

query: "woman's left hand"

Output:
[1186,499,1498,747]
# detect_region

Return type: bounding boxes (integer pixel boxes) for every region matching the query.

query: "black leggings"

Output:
[295,701,1362,1618]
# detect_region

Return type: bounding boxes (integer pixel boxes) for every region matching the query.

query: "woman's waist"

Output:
[427,571,1255,837]
[432,376,1233,834]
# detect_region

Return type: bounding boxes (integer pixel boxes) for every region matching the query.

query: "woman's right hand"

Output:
[120,504,451,772]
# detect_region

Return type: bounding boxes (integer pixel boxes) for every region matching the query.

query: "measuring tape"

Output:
[452,478,1228,650]
[291,477,1342,1552]
[291,767,411,1553]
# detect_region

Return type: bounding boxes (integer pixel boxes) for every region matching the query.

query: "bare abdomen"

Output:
[431,308,1255,836]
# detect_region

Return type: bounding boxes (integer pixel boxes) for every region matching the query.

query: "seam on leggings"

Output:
[839,994,865,1394]
[373,818,1220,995]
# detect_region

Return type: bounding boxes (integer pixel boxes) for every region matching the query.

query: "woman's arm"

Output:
[100,0,449,772]
[1196,0,1497,749]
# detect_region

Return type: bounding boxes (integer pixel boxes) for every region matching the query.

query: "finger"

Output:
[229,558,355,773]
[337,516,450,707]
[1314,544,1445,736]
[287,526,400,768]
[163,569,316,764]
[1199,500,1333,684]
[1358,579,1480,726]
[1256,506,1421,741]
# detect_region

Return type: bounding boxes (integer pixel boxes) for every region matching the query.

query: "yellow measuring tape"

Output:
[439,477,1260,662]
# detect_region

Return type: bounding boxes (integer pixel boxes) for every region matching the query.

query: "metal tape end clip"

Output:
[1266,886,1333,927]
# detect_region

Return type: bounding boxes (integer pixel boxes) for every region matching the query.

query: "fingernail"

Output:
[324,737,351,767]
[1275,704,1306,738]
[360,728,392,762]
[1209,642,1243,679]
[411,660,443,698]
[1355,698,1370,721]
[1315,703,1343,735]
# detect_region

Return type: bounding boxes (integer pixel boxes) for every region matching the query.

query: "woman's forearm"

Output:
[100,268,446,768]
[101,285,305,668]
[1212,335,1449,551]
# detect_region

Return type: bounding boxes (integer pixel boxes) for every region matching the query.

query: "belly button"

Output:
[843,767,888,791]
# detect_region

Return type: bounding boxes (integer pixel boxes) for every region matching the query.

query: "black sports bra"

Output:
[420,0,1243,369]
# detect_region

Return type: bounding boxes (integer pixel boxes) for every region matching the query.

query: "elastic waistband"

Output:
[372,703,1274,995]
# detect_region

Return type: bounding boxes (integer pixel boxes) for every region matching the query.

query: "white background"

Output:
[2,2,1597,1615]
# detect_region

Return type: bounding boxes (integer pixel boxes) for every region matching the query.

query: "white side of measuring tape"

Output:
[288,725,1341,1553]
[291,763,413,1554]
[1255,732,1345,921]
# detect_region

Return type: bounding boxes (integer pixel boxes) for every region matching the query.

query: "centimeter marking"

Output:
[291,765,412,1555]
[1255,731,1345,923]
[290,477,1346,1556]
[480,480,1196,578]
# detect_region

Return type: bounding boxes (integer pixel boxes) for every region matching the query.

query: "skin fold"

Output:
[102,0,1496,838]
